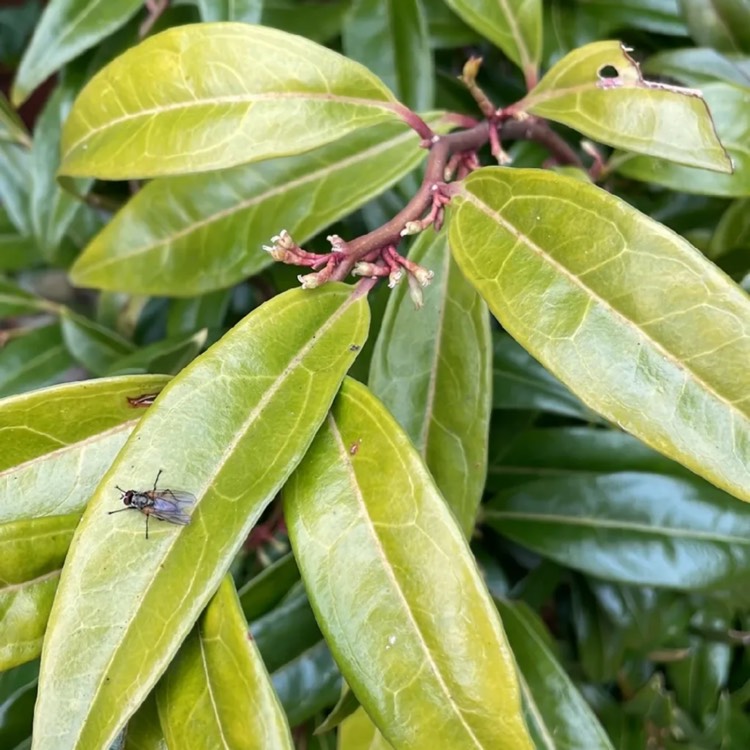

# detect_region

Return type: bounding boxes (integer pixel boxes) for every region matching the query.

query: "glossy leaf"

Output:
[485,472,750,589]
[238,552,300,623]
[0,515,76,670]
[0,325,73,398]
[494,597,615,749]
[157,576,293,750]
[0,374,169,523]
[260,0,351,43]
[644,47,750,87]
[517,41,732,172]
[59,23,402,179]
[122,693,167,750]
[0,662,37,750]
[679,0,750,54]
[69,115,449,296]
[492,332,595,420]
[192,0,264,22]
[614,83,750,197]
[60,309,135,376]
[30,74,92,260]
[285,378,533,749]
[443,0,542,79]
[369,229,491,536]
[577,0,687,36]
[32,286,369,750]
[338,708,394,750]
[449,167,750,503]
[0,142,32,235]
[487,426,693,491]
[343,0,433,111]
[11,0,143,107]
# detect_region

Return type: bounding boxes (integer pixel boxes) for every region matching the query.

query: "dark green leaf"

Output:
[60,310,135,376]
[486,472,750,589]
[11,0,143,106]
[343,0,433,111]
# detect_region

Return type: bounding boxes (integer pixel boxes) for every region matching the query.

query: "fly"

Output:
[108,469,195,539]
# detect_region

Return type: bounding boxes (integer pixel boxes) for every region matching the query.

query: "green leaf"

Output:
[30,73,93,260]
[0,142,32,235]
[0,374,170,522]
[338,708,394,750]
[485,472,750,589]
[122,693,166,750]
[69,115,449,296]
[261,0,351,43]
[487,426,694,492]
[11,0,143,107]
[0,515,76,670]
[0,211,41,272]
[369,229,491,536]
[156,576,293,749]
[644,47,750,87]
[32,285,369,750]
[494,597,615,749]
[0,325,73,398]
[0,278,53,318]
[614,83,750,197]
[60,309,135,376]
[449,167,750,504]
[343,0,433,111]
[238,552,300,623]
[315,685,359,735]
[711,198,750,258]
[443,0,542,80]
[0,90,30,147]
[577,0,687,36]
[105,330,207,376]
[59,23,402,179]
[517,41,732,172]
[679,0,750,55]
[492,331,596,420]
[192,0,264,22]
[285,378,533,750]
[0,662,37,750]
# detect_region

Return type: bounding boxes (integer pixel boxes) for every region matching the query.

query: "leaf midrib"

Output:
[459,188,750,435]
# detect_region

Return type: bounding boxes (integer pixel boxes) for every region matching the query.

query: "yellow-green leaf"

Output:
[59,23,402,179]
[518,41,732,172]
[285,378,533,750]
[613,82,750,196]
[157,576,293,750]
[32,286,369,750]
[448,167,750,503]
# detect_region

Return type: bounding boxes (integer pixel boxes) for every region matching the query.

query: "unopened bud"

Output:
[407,271,424,309]
[400,221,422,237]
[413,266,434,286]
[327,234,347,252]
[388,268,403,288]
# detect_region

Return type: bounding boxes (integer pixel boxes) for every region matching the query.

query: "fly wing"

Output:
[151,491,196,525]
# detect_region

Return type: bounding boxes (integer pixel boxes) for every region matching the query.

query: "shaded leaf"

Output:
[711,198,750,258]
[157,576,293,749]
[343,0,433,111]
[32,286,368,750]
[105,330,207,376]
[487,426,693,492]
[0,278,53,318]
[443,0,542,79]
[492,332,596,420]
[0,142,32,235]
[449,167,750,503]
[0,662,37,750]
[679,0,750,55]
[69,115,450,296]
[238,552,300,623]
[644,47,750,88]
[614,83,750,196]
[518,41,732,172]
[0,324,73,398]
[338,708,394,750]
[285,378,533,749]
[485,472,750,589]
[369,229,491,536]
[494,597,615,749]
[60,309,135,376]
[122,693,166,750]
[0,91,30,147]
[59,23,402,179]
[11,0,143,107]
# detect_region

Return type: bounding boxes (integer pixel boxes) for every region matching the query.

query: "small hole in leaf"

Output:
[597,64,619,79]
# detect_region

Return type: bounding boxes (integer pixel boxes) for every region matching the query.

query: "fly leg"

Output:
[153,469,164,493]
